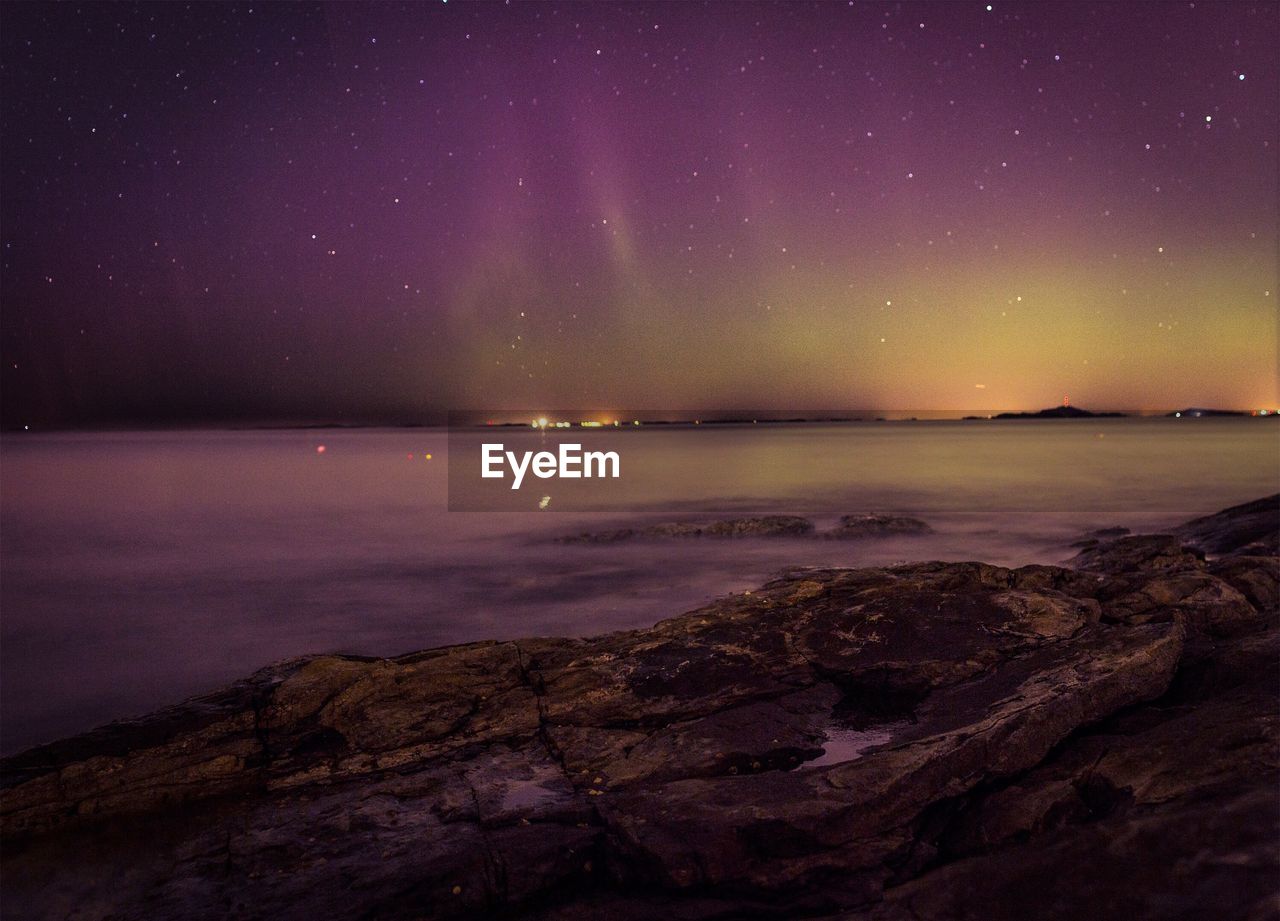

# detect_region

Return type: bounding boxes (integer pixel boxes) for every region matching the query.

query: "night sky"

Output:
[2,1,1276,427]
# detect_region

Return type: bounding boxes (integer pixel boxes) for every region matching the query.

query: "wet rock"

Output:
[823,513,933,540]
[1069,525,1130,548]
[863,626,1280,921]
[597,623,1181,901]
[1089,525,1130,538]
[556,515,815,543]
[1068,533,1205,574]
[1175,494,1279,556]
[1096,569,1263,636]
[697,516,815,538]
[2,497,1277,921]
[557,513,937,544]
[1208,554,1280,612]
[864,784,1278,921]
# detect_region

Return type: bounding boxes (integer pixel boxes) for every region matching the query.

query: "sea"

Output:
[2,418,1277,755]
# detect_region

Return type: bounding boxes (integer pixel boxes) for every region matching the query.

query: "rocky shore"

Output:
[2,496,1277,920]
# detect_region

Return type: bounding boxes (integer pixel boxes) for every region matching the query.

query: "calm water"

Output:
[2,419,1277,754]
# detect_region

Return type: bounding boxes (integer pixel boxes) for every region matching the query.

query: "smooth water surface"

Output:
[2,419,1276,753]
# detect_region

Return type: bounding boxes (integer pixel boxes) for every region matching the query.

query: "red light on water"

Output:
[316,445,326,454]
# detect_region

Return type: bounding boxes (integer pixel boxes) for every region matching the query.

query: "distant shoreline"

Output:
[3,407,1277,433]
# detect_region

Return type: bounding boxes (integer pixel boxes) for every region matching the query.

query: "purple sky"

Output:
[2,1,1276,426]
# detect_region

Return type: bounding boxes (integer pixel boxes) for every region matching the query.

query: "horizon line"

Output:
[5,406,1280,433]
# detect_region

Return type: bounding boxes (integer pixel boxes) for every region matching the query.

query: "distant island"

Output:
[994,405,1126,419]
[963,405,1126,420]
[1166,408,1251,418]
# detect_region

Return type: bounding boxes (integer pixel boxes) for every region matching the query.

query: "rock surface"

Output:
[556,515,816,542]
[1176,493,1280,556]
[558,513,933,543]
[823,513,932,540]
[2,499,1277,921]
[1069,525,1130,548]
